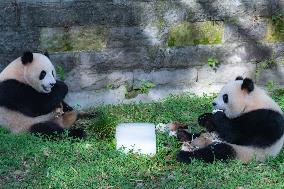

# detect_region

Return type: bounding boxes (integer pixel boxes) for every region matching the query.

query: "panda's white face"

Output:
[213,77,283,118]
[212,79,248,119]
[23,53,56,93]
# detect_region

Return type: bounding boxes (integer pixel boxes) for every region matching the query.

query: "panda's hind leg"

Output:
[61,101,98,119]
[176,143,236,164]
[29,121,86,139]
[58,111,78,129]
[55,111,98,129]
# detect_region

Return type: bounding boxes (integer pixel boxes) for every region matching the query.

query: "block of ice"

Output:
[115,123,156,156]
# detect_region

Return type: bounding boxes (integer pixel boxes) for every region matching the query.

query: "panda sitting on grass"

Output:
[0,51,94,138]
[176,76,284,163]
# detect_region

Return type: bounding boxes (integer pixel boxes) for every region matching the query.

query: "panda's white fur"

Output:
[229,136,284,163]
[213,79,284,162]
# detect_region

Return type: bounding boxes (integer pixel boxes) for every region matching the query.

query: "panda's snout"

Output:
[49,82,55,87]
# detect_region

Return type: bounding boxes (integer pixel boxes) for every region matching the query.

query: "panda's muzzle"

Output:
[42,85,50,92]
[42,84,54,93]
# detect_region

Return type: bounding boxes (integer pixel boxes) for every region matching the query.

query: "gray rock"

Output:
[256,58,284,86]
[65,82,224,109]
[19,1,138,27]
[49,52,79,73]
[64,70,133,92]
[133,68,197,88]
[108,26,162,48]
[223,17,269,43]
[197,63,256,85]
[0,1,18,27]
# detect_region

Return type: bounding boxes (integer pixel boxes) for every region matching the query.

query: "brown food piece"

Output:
[168,122,188,131]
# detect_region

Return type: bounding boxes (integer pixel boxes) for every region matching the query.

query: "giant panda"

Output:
[0,51,93,138]
[176,76,284,163]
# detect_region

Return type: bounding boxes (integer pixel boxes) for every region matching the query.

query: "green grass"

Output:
[1,94,284,188]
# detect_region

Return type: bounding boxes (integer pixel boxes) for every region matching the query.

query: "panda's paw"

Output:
[198,113,213,126]
[69,128,86,139]
[177,130,191,142]
[176,151,193,164]
[198,113,217,132]
[212,111,226,122]
[198,113,212,126]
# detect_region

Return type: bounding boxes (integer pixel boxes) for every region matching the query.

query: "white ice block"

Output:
[115,123,156,156]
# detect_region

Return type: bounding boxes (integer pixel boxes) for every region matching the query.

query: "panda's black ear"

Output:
[21,51,33,65]
[241,78,254,93]
[44,52,50,58]
[235,76,243,80]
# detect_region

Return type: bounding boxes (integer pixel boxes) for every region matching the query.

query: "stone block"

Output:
[108,26,162,48]
[256,59,284,86]
[49,52,78,73]
[64,67,133,92]
[39,26,108,52]
[133,68,197,88]
[0,1,19,27]
[19,1,138,27]
[78,48,151,72]
[264,18,284,43]
[167,21,224,46]
[223,17,268,43]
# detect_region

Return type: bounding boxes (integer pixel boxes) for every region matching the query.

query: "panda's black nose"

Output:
[50,83,55,87]
[212,102,217,107]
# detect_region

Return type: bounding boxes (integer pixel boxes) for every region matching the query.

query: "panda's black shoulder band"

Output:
[21,51,33,65]
[241,78,254,93]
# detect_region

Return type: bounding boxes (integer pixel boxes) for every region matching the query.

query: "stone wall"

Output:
[1,0,284,108]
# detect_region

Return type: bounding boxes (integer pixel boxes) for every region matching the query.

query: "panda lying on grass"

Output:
[0,51,94,138]
[176,76,284,163]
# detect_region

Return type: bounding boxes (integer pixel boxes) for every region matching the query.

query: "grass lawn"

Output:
[0,94,284,188]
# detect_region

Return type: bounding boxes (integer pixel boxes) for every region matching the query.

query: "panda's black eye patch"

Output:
[223,94,228,103]
[39,71,46,80]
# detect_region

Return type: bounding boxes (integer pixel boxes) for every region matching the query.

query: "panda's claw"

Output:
[177,130,193,142]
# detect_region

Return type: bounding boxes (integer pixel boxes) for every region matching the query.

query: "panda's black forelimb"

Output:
[177,143,236,163]
[0,79,41,117]
[40,80,68,113]
[30,121,86,139]
[208,109,284,148]
[0,79,68,117]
